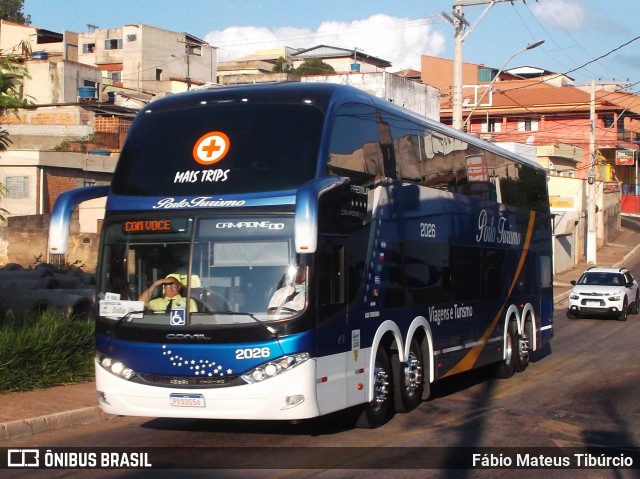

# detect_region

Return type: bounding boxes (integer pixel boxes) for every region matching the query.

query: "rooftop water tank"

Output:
[77,86,96,100]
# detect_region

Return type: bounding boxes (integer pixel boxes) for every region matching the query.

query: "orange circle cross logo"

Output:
[193,131,230,165]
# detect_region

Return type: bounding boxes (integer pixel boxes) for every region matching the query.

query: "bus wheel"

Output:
[392,338,424,413]
[515,319,531,372]
[356,347,393,428]
[495,321,517,379]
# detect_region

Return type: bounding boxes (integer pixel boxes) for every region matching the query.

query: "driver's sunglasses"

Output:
[163,282,178,288]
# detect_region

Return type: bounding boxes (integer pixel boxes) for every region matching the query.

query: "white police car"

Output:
[567,267,639,321]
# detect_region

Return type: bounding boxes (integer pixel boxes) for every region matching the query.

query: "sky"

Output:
[23,0,640,92]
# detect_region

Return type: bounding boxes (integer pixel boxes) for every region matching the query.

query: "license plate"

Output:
[586,300,601,307]
[170,393,205,408]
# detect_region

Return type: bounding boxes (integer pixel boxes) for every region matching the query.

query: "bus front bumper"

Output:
[95,358,320,421]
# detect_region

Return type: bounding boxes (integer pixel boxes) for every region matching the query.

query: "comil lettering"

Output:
[476,209,521,246]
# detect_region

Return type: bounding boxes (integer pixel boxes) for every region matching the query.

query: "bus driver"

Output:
[139,274,198,313]
[267,267,306,314]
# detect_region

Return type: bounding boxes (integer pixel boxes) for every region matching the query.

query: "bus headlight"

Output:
[241,352,310,384]
[96,354,136,381]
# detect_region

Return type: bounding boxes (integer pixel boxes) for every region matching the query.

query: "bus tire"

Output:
[495,321,517,379]
[515,320,531,372]
[392,338,424,413]
[356,346,393,428]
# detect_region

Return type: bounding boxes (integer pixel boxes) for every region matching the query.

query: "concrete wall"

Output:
[23,59,102,104]
[602,185,622,243]
[0,105,95,149]
[549,176,583,273]
[549,175,621,273]
[0,214,100,272]
[302,72,441,121]
[79,24,216,95]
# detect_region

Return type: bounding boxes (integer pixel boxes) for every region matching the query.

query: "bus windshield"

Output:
[98,215,306,325]
[111,103,324,196]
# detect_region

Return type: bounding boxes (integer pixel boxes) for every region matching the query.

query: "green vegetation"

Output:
[0,310,94,393]
[294,58,335,75]
[0,0,31,25]
[272,56,293,73]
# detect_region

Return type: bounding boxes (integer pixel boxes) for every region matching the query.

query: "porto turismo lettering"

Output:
[153,197,245,209]
[476,209,522,246]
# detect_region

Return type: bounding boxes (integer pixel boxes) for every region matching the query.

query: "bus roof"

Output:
[145,82,544,173]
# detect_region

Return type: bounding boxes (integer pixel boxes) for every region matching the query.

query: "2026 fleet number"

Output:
[235,347,271,360]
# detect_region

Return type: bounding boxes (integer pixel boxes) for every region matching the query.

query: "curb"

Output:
[0,407,115,441]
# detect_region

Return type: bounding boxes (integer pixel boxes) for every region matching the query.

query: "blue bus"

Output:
[49,82,553,428]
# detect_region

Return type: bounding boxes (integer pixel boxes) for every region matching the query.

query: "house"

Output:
[292,45,392,73]
[0,150,117,265]
[420,55,574,109]
[0,150,116,217]
[77,24,217,97]
[302,72,440,120]
[438,82,639,201]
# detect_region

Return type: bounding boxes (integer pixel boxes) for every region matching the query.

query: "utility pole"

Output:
[177,38,193,90]
[445,0,530,130]
[450,4,467,131]
[586,80,597,264]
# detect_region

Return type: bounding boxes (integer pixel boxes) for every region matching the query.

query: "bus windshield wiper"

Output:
[107,310,144,335]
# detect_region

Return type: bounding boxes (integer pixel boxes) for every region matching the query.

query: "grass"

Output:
[0,310,94,393]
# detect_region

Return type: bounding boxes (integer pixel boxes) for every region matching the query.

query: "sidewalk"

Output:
[1,218,639,441]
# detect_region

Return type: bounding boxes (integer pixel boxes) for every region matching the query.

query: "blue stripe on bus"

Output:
[96,330,314,377]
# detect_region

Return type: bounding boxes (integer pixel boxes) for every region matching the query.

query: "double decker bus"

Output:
[50,82,553,428]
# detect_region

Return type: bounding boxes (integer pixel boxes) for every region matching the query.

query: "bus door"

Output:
[315,236,362,410]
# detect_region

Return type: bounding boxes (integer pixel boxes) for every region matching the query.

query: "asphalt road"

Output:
[4,253,640,479]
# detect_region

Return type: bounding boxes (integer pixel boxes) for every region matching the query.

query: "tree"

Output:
[294,58,335,76]
[0,53,29,150]
[0,0,31,25]
[272,56,293,73]
[0,52,30,223]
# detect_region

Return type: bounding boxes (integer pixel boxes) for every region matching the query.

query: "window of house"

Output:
[482,118,501,133]
[602,114,615,128]
[187,45,202,57]
[127,34,137,42]
[155,69,162,81]
[104,39,123,50]
[518,118,539,132]
[5,176,29,199]
[82,43,95,53]
[110,71,121,83]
